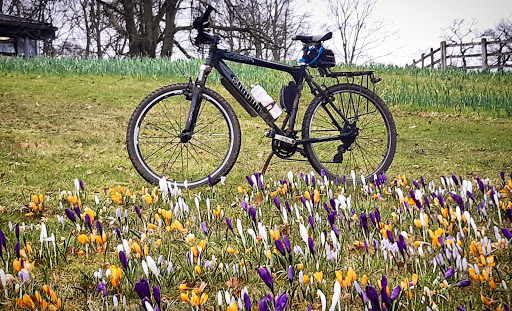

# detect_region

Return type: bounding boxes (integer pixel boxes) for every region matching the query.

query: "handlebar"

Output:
[193,5,216,46]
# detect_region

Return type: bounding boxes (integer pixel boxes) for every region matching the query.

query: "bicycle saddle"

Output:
[292,32,332,44]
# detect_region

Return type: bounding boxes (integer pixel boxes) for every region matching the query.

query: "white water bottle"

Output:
[251,84,282,120]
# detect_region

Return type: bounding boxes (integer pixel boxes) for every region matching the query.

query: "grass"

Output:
[0,60,511,310]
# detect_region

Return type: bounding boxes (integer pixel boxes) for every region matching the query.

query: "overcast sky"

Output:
[297,0,512,66]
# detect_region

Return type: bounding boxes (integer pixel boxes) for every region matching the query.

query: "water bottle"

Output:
[251,84,282,120]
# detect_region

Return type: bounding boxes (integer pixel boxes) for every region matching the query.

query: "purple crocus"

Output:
[79,179,85,191]
[437,194,445,208]
[365,285,381,310]
[273,196,281,210]
[456,306,466,311]
[97,281,107,297]
[85,214,92,231]
[288,265,293,283]
[15,223,19,240]
[116,227,122,239]
[275,239,286,256]
[119,251,128,270]
[308,215,315,229]
[359,212,368,232]
[225,217,233,231]
[96,220,103,237]
[246,175,253,187]
[135,206,142,220]
[65,208,76,223]
[375,206,381,223]
[15,241,20,258]
[0,230,5,248]
[369,212,376,226]
[243,293,251,311]
[74,206,81,218]
[201,222,207,235]
[308,236,315,257]
[208,175,213,186]
[390,285,401,301]
[248,207,257,224]
[328,211,335,227]
[506,208,512,223]
[456,280,471,287]
[387,230,394,243]
[397,234,406,258]
[332,224,339,239]
[275,294,288,311]
[283,235,291,253]
[153,285,161,307]
[134,277,151,300]
[501,228,512,240]
[258,267,273,292]
[444,267,454,279]
[259,299,269,311]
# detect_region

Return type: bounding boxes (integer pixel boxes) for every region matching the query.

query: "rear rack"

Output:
[317,68,382,92]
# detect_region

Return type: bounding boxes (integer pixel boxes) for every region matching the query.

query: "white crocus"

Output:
[351,170,356,189]
[142,260,149,279]
[217,291,223,307]
[299,223,309,246]
[146,255,159,278]
[329,280,341,311]
[237,219,246,249]
[317,289,326,311]
[288,171,294,184]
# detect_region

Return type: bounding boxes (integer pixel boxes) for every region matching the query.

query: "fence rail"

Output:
[408,38,512,70]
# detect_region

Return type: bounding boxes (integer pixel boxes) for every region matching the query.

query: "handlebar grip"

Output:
[193,5,215,29]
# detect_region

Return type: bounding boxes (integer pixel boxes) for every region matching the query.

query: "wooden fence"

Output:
[408,38,512,70]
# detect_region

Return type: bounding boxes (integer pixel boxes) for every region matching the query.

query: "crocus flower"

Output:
[135,206,142,220]
[96,220,103,237]
[275,294,288,311]
[445,267,454,279]
[135,277,151,300]
[365,285,381,310]
[375,207,381,223]
[275,239,285,256]
[65,209,76,223]
[97,281,107,297]
[116,227,122,239]
[283,235,291,253]
[359,212,368,232]
[369,212,376,226]
[397,234,406,258]
[245,175,253,186]
[288,265,293,282]
[243,293,251,311]
[258,267,273,292]
[15,241,20,258]
[153,285,161,307]
[225,217,233,231]
[74,206,81,218]
[501,228,512,240]
[309,215,315,229]
[390,285,401,301]
[85,214,92,231]
[119,251,128,270]
[308,236,315,257]
[457,280,471,287]
[259,299,269,311]
[273,196,280,210]
[248,207,257,224]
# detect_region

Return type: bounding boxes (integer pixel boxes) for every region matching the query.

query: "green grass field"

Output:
[0,58,511,310]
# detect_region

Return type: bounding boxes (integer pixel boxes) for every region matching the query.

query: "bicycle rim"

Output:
[130,87,238,188]
[303,84,396,182]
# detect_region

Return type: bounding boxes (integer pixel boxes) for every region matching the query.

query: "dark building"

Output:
[0,13,57,59]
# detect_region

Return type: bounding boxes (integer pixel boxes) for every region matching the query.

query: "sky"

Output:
[297,0,512,66]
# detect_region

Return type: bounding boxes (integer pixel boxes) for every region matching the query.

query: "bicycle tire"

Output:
[127,83,241,188]
[302,83,396,183]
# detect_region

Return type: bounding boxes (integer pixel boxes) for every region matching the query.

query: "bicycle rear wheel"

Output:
[302,83,396,183]
[127,83,241,188]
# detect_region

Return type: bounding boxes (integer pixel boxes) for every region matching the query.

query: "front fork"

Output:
[180,64,212,143]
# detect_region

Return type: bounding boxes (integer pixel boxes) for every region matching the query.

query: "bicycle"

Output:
[126,5,397,189]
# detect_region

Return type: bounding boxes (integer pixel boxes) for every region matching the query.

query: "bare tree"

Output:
[441,19,479,69]
[327,0,394,65]
[481,18,512,71]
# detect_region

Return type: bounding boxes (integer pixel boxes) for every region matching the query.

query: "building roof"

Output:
[0,13,57,40]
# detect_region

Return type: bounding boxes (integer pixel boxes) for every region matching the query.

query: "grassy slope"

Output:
[0,69,511,206]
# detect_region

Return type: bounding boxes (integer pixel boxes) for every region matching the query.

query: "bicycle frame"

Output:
[182,35,355,146]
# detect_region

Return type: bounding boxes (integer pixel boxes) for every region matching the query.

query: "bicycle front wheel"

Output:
[302,83,396,183]
[127,83,241,188]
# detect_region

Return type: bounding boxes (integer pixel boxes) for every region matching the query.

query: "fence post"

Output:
[430,48,434,69]
[24,36,30,60]
[481,38,489,70]
[421,53,425,68]
[440,41,447,69]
